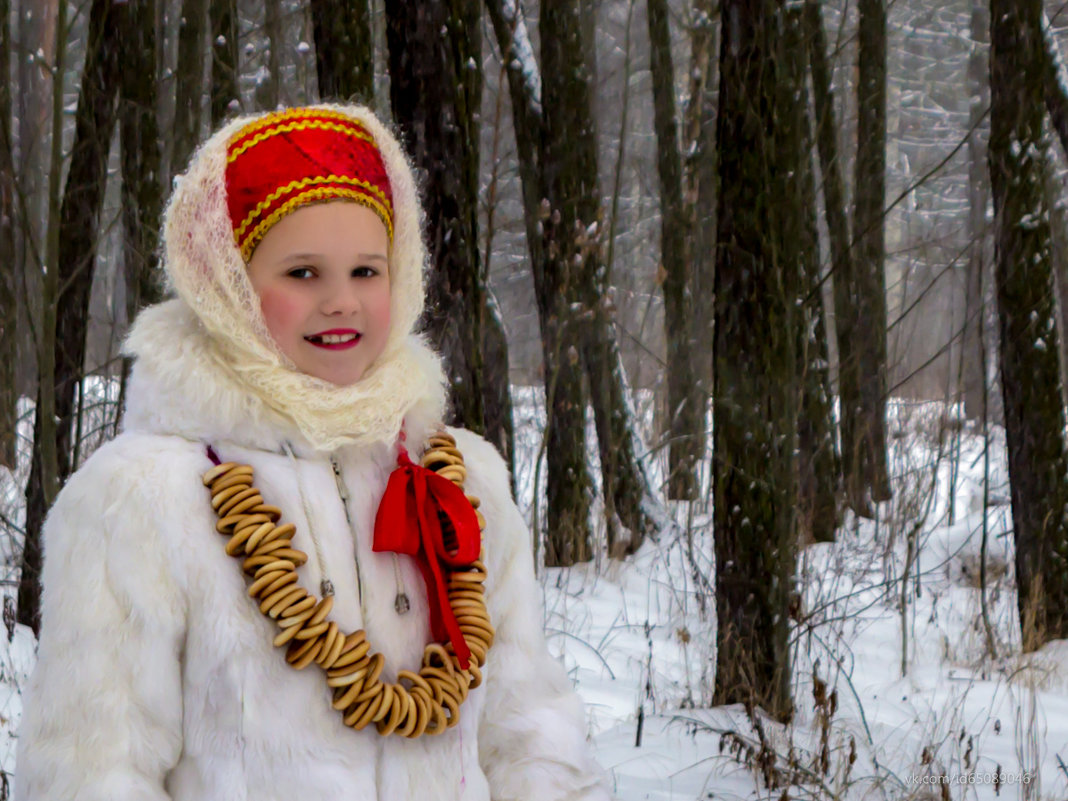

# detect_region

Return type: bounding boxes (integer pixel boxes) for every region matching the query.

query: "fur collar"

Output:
[121,299,445,456]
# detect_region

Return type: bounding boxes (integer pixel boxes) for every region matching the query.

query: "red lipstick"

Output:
[304,328,362,350]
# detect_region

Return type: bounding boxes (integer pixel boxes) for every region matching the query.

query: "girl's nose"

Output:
[320,279,361,316]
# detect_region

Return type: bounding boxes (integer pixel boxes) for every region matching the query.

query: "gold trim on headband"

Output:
[234,174,394,242]
[228,120,376,164]
[240,188,395,260]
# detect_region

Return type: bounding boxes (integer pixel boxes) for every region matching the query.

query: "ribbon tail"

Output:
[414,473,472,669]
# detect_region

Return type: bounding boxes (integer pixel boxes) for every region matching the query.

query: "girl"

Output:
[15,105,611,801]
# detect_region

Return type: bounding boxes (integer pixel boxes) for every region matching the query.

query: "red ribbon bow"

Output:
[373,447,481,669]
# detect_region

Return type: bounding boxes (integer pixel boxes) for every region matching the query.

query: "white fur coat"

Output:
[14,300,612,801]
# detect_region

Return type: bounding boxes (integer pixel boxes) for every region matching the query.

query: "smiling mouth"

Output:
[305,332,362,349]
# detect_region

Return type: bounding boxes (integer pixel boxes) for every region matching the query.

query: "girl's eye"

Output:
[287,267,314,279]
[352,266,378,278]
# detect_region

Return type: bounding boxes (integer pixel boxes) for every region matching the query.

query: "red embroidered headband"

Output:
[225,108,395,261]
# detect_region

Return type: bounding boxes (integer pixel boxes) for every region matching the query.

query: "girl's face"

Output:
[247,202,392,386]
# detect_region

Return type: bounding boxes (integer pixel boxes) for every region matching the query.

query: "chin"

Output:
[319,368,367,386]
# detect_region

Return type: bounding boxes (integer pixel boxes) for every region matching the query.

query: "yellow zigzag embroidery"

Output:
[228,108,367,145]
[239,189,394,260]
[234,174,393,242]
[228,120,376,163]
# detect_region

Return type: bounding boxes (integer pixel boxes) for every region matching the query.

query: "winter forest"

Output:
[4,0,1068,797]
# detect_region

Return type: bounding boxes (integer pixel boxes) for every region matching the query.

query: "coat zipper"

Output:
[329,455,364,609]
[331,454,410,618]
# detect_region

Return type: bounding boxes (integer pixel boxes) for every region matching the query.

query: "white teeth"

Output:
[311,333,358,344]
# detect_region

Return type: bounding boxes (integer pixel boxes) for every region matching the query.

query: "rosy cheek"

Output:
[370,282,392,329]
[256,286,305,347]
[373,293,391,333]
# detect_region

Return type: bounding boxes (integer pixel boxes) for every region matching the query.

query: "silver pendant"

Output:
[394,593,411,615]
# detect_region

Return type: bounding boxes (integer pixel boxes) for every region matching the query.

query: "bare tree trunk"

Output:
[683,0,716,405]
[1039,13,1068,414]
[550,0,658,556]
[20,0,68,635]
[15,0,58,406]
[804,0,860,509]
[990,0,1068,648]
[486,0,591,564]
[120,0,164,319]
[964,1,990,421]
[849,0,892,511]
[1051,198,1068,415]
[482,290,515,482]
[172,0,208,173]
[538,0,601,563]
[485,0,543,276]
[0,0,17,469]
[647,0,701,501]
[487,0,663,560]
[1043,11,1068,157]
[386,0,488,438]
[116,0,164,427]
[482,15,543,490]
[786,7,839,544]
[713,0,797,724]
[21,0,123,634]
[261,0,282,110]
[210,0,238,126]
[310,0,373,103]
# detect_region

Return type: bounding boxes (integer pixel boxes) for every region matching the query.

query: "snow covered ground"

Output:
[1,384,1066,800]
[515,393,1068,800]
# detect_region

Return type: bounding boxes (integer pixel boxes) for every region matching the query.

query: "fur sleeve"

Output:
[15,437,186,801]
[452,430,614,801]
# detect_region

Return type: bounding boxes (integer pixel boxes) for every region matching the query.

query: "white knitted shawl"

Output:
[132,103,446,452]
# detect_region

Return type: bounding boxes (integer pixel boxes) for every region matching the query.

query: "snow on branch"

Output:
[1043,12,1068,158]
[496,0,542,113]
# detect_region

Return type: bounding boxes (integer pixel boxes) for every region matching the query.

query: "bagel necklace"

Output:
[201,430,494,738]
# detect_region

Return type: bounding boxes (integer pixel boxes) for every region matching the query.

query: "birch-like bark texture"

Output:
[990,0,1068,648]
